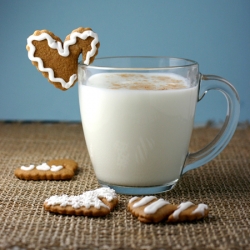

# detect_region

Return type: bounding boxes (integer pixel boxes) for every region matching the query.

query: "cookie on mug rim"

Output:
[26,27,100,90]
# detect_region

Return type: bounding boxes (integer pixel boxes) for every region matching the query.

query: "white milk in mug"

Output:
[79,73,198,187]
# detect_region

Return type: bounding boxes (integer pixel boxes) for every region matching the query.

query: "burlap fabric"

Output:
[0,122,249,250]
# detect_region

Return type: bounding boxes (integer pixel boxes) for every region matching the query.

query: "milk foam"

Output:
[86,73,189,90]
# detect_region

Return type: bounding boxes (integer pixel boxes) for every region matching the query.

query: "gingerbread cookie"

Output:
[128,196,177,223]
[26,27,100,90]
[44,187,118,217]
[14,159,78,180]
[128,196,209,224]
[167,201,209,223]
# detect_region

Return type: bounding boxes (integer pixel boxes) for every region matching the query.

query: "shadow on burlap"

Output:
[0,122,249,250]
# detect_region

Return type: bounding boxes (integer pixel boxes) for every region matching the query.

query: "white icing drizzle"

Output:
[20,163,63,172]
[132,196,156,208]
[144,198,170,214]
[50,165,63,172]
[45,187,116,209]
[191,203,208,216]
[172,201,194,220]
[27,30,99,89]
[20,165,35,171]
[36,163,51,171]
[129,196,139,204]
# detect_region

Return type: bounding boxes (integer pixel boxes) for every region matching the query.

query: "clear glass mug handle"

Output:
[182,74,240,174]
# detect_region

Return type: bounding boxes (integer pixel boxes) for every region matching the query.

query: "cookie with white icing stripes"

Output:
[14,159,78,180]
[167,201,209,223]
[26,27,100,90]
[128,196,209,224]
[128,196,177,223]
[44,187,118,217]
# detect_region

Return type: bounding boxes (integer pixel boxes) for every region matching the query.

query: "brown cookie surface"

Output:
[44,187,118,217]
[14,158,78,180]
[26,27,100,90]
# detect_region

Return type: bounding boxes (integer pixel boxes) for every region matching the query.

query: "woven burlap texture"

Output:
[0,122,249,250]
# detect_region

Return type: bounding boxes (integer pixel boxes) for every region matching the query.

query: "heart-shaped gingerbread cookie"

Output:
[26,27,100,90]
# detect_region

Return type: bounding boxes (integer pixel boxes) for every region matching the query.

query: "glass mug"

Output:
[78,57,240,195]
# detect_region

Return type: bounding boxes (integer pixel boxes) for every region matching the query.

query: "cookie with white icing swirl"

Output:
[26,27,100,90]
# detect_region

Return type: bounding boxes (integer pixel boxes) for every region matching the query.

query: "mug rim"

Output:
[79,56,198,71]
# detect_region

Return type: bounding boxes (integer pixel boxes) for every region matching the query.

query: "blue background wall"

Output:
[0,0,249,125]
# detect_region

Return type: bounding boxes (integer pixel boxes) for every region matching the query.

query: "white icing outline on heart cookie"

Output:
[27,30,99,89]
